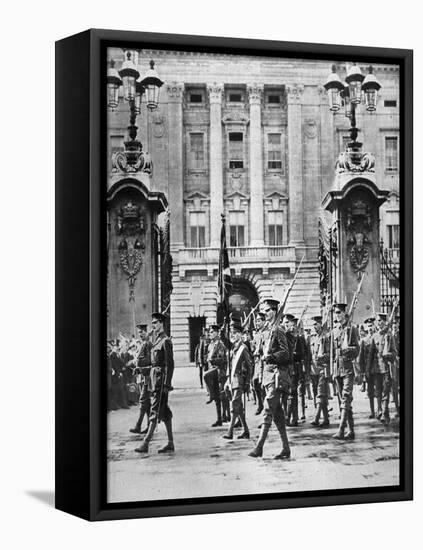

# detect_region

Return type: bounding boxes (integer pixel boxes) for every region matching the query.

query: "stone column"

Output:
[208,83,224,248]
[248,84,264,246]
[287,84,305,245]
[167,82,184,251]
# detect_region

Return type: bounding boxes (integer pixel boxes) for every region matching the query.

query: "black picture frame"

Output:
[55,28,413,521]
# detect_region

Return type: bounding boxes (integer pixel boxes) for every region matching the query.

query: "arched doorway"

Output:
[217,278,259,324]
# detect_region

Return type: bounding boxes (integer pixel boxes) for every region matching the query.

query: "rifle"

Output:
[347,271,365,345]
[275,254,306,325]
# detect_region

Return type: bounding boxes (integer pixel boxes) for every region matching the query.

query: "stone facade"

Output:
[107,48,400,365]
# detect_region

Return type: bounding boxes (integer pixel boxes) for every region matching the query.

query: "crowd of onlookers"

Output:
[107,337,144,411]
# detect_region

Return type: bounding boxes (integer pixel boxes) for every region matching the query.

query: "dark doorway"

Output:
[188,316,206,363]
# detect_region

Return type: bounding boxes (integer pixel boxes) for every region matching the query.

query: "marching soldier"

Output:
[135,312,175,454]
[203,324,230,426]
[222,319,252,440]
[367,312,397,424]
[195,327,209,389]
[358,317,377,418]
[251,312,267,415]
[283,313,307,426]
[331,303,360,440]
[308,316,330,428]
[249,299,291,460]
[130,324,152,435]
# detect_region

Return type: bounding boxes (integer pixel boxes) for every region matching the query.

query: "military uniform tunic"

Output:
[149,331,174,423]
[331,322,359,411]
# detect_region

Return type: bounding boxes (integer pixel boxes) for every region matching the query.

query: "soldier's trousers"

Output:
[204,368,219,401]
[310,374,319,403]
[149,369,172,423]
[374,372,391,411]
[262,383,287,430]
[334,372,354,411]
[139,382,151,415]
[230,388,245,416]
[366,373,376,399]
[316,373,329,407]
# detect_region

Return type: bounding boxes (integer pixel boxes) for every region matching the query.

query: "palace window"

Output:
[387,224,400,249]
[229,211,245,247]
[188,132,205,170]
[228,132,244,169]
[267,133,282,171]
[384,99,397,108]
[189,211,206,248]
[385,136,399,172]
[268,211,283,246]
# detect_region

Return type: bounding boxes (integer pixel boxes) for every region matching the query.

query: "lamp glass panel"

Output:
[349,80,362,104]
[107,84,119,110]
[365,89,378,111]
[328,89,341,111]
[123,76,136,101]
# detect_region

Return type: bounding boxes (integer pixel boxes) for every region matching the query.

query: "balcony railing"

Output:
[178,245,296,265]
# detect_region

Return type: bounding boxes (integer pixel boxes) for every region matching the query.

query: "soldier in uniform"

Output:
[222,319,252,440]
[283,313,307,426]
[249,299,291,460]
[251,312,267,415]
[195,328,209,389]
[135,312,175,454]
[130,324,152,435]
[203,324,230,426]
[331,303,360,440]
[358,317,377,418]
[308,316,331,427]
[367,312,397,424]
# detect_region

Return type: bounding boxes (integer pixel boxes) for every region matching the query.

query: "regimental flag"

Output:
[218,214,232,319]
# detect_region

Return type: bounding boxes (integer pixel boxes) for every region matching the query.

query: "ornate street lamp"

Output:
[107,60,122,111]
[324,63,382,159]
[106,51,164,172]
[362,65,381,112]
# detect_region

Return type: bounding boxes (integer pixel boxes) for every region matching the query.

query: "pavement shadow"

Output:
[26,490,55,508]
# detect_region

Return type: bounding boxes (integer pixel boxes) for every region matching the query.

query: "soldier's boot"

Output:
[248,423,270,458]
[344,409,355,440]
[311,404,322,426]
[381,399,390,425]
[300,394,306,421]
[158,419,175,453]
[134,419,157,453]
[237,411,250,439]
[273,413,291,459]
[377,397,383,420]
[320,403,330,427]
[332,409,348,440]
[223,415,236,439]
[286,402,293,426]
[129,409,145,434]
[255,389,263,415]
[291,401,299,427]
[211,401,223,427]
[368,397,375,419]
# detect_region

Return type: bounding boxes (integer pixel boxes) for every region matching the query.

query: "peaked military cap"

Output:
[262,299,279,310]
[376,312,388,321]
[333,303,348,312]
[209,324,220,331]
[229,316,241,325]
[311,315,323,323]
[231,321,243,333]
[151,311,168,323]
[136,323,148,331]
[283,313,297,322]
[364,317,375,324]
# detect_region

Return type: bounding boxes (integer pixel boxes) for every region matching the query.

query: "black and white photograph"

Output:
[105,45,403,504]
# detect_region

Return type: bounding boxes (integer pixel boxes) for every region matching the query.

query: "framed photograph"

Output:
[55,29,413,521]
